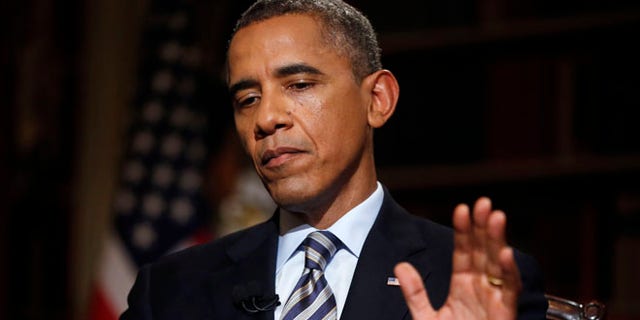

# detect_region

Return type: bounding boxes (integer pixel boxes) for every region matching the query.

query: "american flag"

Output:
[88,2,216,319]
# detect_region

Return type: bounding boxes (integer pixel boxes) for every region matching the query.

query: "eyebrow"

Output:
[228,78,259,98]
[274,63,324,78]
[228,63,324,97]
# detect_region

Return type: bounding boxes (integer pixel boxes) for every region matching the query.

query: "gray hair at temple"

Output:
[230,0,382,82]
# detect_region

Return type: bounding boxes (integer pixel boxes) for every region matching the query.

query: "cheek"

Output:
[234,116,254,150]
[324,95,366,131]
[299,87,359,122]
[234,112,253,135]
[312,107,366,158]
[289,90,323,116]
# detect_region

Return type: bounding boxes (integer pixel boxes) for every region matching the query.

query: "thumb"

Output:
[395,262,436,319]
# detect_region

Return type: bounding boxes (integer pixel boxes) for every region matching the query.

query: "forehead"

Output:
[227,14,348,80]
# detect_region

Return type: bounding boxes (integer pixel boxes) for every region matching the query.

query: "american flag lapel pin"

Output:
[387,277,400,286]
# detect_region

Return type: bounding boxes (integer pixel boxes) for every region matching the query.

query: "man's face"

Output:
[227,14,375,214]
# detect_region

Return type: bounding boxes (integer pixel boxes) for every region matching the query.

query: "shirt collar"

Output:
[276,182,383,272]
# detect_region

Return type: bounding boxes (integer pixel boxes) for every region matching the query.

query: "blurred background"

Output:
[1,0,640,319]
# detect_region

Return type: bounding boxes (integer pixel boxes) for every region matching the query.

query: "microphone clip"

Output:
[233,281,280,314]
[240,295,280,313]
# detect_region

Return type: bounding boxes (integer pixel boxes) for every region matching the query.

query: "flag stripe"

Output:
[89,2,213,319]
[97,234,137,315]
[88,287,118,320]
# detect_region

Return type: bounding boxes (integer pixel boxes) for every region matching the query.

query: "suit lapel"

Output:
[202,188,451,320]
[207,216,279,320]
[340,189,432,320]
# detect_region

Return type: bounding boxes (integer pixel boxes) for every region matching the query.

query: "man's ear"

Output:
[363,69,399,128]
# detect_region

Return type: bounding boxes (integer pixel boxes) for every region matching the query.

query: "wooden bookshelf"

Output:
[379,10,640,54]
[354,1,640,317]
[379,155,640,190]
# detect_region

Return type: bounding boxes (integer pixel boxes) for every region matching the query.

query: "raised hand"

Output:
[394,197,522,320]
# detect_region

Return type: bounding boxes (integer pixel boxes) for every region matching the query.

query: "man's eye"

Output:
[236,95,260,108]
[288,82,314,91]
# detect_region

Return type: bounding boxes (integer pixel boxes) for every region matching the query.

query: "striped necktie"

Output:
[281,231,343,320]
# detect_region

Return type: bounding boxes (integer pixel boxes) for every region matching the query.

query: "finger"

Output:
[498,247,522,308]
[486,210,507,280]
[472,197,492,272]
[452,203,472,273]
[394,262,436,319]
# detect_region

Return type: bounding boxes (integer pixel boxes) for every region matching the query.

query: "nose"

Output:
[254,90,293,139]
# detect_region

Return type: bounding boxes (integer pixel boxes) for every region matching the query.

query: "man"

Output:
[121,1,548,319]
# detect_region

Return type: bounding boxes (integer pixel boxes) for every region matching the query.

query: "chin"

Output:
[266,179,319,212]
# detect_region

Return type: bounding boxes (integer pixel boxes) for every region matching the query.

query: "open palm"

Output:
[395,197,522,320]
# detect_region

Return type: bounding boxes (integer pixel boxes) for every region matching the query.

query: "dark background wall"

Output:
[1,0,640,319]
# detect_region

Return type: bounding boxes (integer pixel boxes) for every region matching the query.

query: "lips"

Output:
[261,147,303,166]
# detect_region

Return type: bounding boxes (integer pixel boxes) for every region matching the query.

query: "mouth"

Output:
[261,147,303,167]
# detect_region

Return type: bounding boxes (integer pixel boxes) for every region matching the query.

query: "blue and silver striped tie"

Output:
[281,231,343,320]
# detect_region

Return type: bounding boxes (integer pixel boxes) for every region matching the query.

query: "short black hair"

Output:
[230,0,382,81]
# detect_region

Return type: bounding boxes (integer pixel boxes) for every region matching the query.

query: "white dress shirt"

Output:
[273,182,384,320]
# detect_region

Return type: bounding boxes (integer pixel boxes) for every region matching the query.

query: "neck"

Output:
[279,180,378,233]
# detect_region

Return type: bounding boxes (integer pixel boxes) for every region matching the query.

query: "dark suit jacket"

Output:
[121,188,548,319]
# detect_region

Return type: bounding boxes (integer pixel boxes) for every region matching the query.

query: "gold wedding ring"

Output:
[487,275,504,287]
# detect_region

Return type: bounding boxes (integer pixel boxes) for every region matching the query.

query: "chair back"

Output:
[546,294,606,320]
